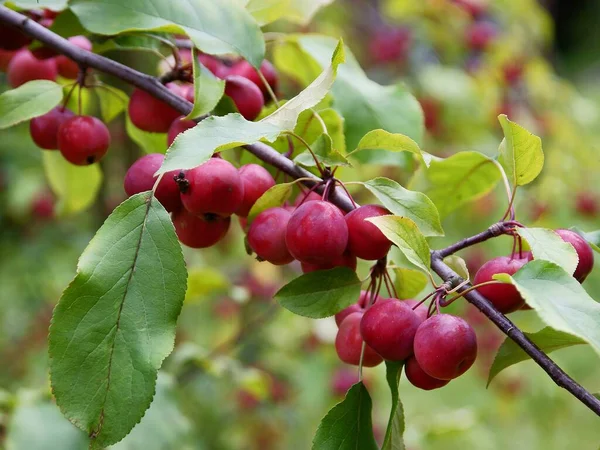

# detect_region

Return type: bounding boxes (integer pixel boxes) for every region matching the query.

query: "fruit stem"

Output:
[258,70,280,108]
[284,131,326,177]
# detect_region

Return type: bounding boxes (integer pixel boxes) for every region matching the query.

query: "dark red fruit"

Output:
[405,357,449,390]
[419,97,442,135]
[7,50,57,87]
[335,312,383,367]
[473,256,526,313]
[224,75,264,121]
[173,209,230,248]
[294,190,321,206]
[123,153,182,212]
[167,116,196,147]
[555,229,594,282]
[0,48,16,71]
[300,251,357,273]
[57,115,110,165]
[413,314,477,380]
[31,191,55,219]
[285,200,348,265]
[228,59,278,98]
[465,21,497,51]
[360,299,421,361]
[247,207,294,265]
[29,107,74,150]
[334,291,382,326]
[198,53,228,78]
[180,158,244,217]
[236,164,276,217]
[331,368,360,397]
[56,36,92,79]
[368,28,411,64]
[575,192,598,218]
[345,204,392,260]
[401,299,429,323]
[503,61,523,85]
[0,24,32,51]
[128,83,184,132]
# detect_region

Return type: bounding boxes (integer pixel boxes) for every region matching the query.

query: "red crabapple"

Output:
[124,153,182,212]
[401,299,429,323]
[57,115,110,165]
[575,192,598,218]
[285,200,348,265]
[236,164,276,217]
[473,256,526,313]
[247,207,294,265]
[331,367,361,397]
[29,107,74,150]
[335,312,383,367]
[554,229,594,282]
[228,59,278,98]
[7,50,57,87]
[465,21,497,51]
[368,28,411,64]
[413,314,477,380]
[173,209,231,248]
[0,24,32,51]
[405,357,449,390]
[300,251,357,274]
[360,299,422,361]
[180,158,244,217]
[128,83,185,133]
[56,36,92,79]
[0,48,16,71]
[345,204,392,260]
[198,53,228,78]
[167,116,196,147]
[224,75,264,121]
[334,291,382,327]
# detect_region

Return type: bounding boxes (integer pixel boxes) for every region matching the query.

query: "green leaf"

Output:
[247,181,295,224]
[6,397,88,450]
[516,227,578,277]
[45,9,87,39]
[292,108,346,154]
[498,114,544,187]
[367,216,431,275]
[572,227,600,253]
[0,80,63,129]
[49,192,187,449]
[349,129,432,167]
[276,35,423,150]
[294,133,349,168]
[275,267,362,318]
[487,327,586,386]
[93,34,165,55]
[311,382,378,450]
[70,0,265,67]
[96,85,129,124]
[362,177,443,237]
[414,151,501,218]
[443,255,470,280]
[159,41,345,174]
[4,0,67,9]
[185,48,225,120]
[126,114,167,154]
[42,151,103,216]
[382,361,405,450]
[110,373,192,450]
[494,260,600,357]
[393,267,428,299]
[244,0,289,25]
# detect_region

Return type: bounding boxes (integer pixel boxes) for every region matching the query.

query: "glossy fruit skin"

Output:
[247,207,294,265]
[334,290,382,326]
[224,75,264,121]
[301,251,357,274]
[30,107,74,150]
[57,115,110,165]
[401,299,429,323]
[56,36,92,79]
[345,204,392,260]
[286,200,349,265]
[124,153,182,212]
[128,84,184,132]
[555,229,594,282]
[0,24,32,51]
[198,53,228,78]
[473,256,526,313]
[173,209,230,248]
[405,357,449,390]
[236,164,276,217]
[335,312,383,367]
[180,158,244,217]
[228,59,278,98]
[466,21,497,51]
[7,50,57,88]
[167,116,196,147]
[413,314,478,380]
[360,299,422,361]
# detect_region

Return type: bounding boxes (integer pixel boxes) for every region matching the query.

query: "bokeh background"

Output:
[1,0,600,449]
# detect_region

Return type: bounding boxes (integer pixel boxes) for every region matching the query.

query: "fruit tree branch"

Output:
[2,5,598,416]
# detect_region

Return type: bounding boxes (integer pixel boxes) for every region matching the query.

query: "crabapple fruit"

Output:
[167,116,196,147]
[228,59,278,98]
[56,36,92,79]
[173,209,230,248]
[554,229,594,282]
[128,84,184,132]
[247,207,294,265]
[473,256,527,313]
[334,290,382,327]
[7,50,57,87]
[335,312,383,367]
[0,24,32,51]
[236,164,276,217]
[224,75,264,121]
[405,357,449,390]
[413,314,477,380]
[29,107,74,150]
[57,115,110,165]
[300,251,357,274]
[345,204,392,260]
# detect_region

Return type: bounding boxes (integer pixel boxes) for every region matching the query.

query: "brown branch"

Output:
[1,4,598,416]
